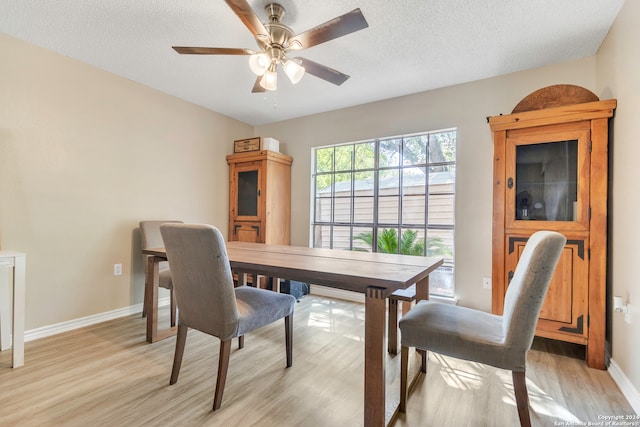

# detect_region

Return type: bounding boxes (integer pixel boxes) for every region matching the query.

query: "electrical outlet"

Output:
[114,263,122,276]
[482,277,492,289]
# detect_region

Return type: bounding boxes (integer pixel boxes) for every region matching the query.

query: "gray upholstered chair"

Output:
[399,230,566,427]
[140,220,182,326]
[160,223,296,410]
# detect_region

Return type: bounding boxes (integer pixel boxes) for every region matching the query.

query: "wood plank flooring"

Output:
[0,296,634,426]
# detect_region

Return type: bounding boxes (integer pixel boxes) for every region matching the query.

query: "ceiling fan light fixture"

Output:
[259,64,278,91]
[283,58,305,84]
[249,53,270,76]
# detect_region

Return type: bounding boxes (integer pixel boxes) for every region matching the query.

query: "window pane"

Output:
[379,139,400,167]
[354,142,375,170]
[335,145,353,171]
[430,131,456,163]
[379,169,399,196]
[313,225,331,248]
[315,198,332,222]
[315,174,333,197]
[316,147,334,172]
[354,197,374,223]
[428,194,454,226]
[352,227,373,252]
[354,171,374,196]
[429,266,454,297]
[332,226,352,250]
[334,198,352,223]
[403,167,426,195]
[377,227,400,254]
[427,229,454,262]
[429,165,455,193]
[333,172,353,197]
[400,228,426,256]
[403,136,427,165]
[402,195,425,225]
[378,196,399,224]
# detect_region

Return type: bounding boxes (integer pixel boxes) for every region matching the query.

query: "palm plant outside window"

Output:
[311,130,456,297]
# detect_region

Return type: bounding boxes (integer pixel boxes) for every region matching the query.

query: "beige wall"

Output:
[595,0,640,402]
[256,57,596,311]
[0,34,252,329]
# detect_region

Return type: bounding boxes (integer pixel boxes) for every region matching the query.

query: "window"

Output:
[311,129,456,297]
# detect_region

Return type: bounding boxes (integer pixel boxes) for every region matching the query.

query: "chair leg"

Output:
[170,289,177,327]
[388,298,399,355]
[418,349,427,373]
[512,371,532,427]
[285,315,293,368]
[238,335,244,349]
[170,324,188,385]
[399,345,409,412]
[213,339,232,411]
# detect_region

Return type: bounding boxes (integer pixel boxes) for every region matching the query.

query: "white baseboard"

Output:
[23,298,169,343]
[609,358,640,415]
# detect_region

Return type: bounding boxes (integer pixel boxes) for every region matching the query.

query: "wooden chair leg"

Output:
[418,349,427,373]
[238,335,244,349]
[285,315,293,368]
[213,339,232,411]
[399,345,409,412]
[170,289,177,327]
[388,298,399,355]
[512,370,532,427]
[170,324,188,385]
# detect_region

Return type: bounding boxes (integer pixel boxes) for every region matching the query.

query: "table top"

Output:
[144,242,443,296]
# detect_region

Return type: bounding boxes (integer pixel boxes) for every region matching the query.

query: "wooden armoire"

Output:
[227,150,293,244]
[488,85,616,369]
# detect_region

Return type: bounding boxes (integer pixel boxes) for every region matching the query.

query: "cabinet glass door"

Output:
[515,140,578,221]
[506,122,590,230]
[237,170,259,216]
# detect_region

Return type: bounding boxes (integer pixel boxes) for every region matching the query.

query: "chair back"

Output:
[160,223,239,339]
[140,220,183,272]
[502,230,566,352]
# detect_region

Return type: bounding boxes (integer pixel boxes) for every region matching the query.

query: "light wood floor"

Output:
[0,296,634,426]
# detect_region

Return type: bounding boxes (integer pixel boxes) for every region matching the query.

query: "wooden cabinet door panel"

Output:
[232,222,262,243]
[505,235,588,342]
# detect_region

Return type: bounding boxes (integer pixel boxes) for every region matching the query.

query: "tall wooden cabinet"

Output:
[227,150,292,244]
[488,85,616,369]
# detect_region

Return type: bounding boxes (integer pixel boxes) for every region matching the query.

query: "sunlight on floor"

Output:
[433,353,583,424]
[305,299,365,342]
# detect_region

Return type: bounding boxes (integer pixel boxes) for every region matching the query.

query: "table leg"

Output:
[145,256,177,343]
[415,275,429,302]
[364,286,386,427]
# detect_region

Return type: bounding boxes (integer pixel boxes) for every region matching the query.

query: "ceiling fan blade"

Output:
[172,46,255,55]
[251,76,266,93]
[296,57,350,86]
[225,0,270,40]
[288,9,368,50]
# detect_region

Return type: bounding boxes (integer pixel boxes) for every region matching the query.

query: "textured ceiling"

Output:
[0,0,624,125]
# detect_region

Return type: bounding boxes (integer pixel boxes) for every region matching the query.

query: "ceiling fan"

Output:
[172,0,369,92]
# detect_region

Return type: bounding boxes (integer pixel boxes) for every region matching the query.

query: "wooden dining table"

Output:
[143,241,443,427]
